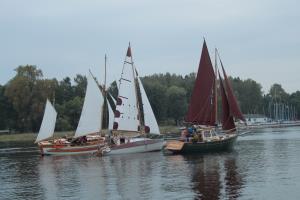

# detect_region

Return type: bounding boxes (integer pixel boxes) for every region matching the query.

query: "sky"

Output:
[0,0,299,93]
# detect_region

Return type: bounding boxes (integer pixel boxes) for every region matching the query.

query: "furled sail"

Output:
[113,46,140,131]
[185,40,216,126]
[137,77,160,134]
[219,73,235,130]
[75,73,104,138]
[35,99,57,143]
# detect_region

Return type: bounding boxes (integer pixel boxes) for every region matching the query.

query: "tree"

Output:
[166,86,187,124]
[142,79,167,121]
[74,74,87,98]
[230,77,263,114]
[269,83,289,102]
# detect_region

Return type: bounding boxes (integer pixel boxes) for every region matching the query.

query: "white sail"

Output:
[114,49,140,131]
[75,73,104,138]
[35,99,57,143]
[137,77,160,135]
[107,93,115,130]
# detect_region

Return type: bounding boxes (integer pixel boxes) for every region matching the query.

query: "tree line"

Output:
[0,65,299,133]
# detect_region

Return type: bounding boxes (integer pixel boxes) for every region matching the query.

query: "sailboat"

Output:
[107,44,164,155]
[36,73,107,156]
[165,40,245,154]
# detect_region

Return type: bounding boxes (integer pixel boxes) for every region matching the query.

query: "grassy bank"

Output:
[0,126,180,143]
[0,131,73,143]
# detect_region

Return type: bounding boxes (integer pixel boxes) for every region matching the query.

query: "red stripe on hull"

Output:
[45,146,99,153]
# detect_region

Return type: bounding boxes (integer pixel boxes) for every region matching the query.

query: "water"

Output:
[1,127,300,200]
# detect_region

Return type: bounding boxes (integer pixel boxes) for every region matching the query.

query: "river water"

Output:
[1,126,300,200]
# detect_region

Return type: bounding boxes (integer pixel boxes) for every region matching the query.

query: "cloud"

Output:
[0,0,299,93]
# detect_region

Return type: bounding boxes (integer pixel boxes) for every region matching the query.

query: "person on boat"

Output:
[181,128,188,141]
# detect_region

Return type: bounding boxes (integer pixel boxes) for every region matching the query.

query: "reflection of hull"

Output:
[165,134,237,154]
[39,143,103,156]
[107,138,164,155]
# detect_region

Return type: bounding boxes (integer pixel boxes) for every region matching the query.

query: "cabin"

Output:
[244,114,269,125]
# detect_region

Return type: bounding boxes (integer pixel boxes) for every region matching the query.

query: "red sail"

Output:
[219,72,235,130]
[185,40,216,126]
[220,62,245,122]
[126,46,132,57]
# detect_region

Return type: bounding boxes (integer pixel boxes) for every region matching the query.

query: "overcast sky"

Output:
[0,0,299,93]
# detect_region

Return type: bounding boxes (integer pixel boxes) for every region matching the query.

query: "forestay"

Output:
[35,99,57,143]
[75,73,104,138]
[137,77,160,134]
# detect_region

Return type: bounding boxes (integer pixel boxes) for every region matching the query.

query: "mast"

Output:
[214,48,218,126]
[103,55,108,130]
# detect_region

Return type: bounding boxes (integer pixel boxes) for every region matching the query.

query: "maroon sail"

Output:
[219,72,235,131]
[185,40,216,126]
[220,61,245,122]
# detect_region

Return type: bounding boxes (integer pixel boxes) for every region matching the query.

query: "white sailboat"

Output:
[108,45,164,155]
[36,73,106,156]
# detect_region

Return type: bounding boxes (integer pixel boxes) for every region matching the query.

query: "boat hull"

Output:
[165,134,238,154]
[107,138,164,155]
[39,143,102,156]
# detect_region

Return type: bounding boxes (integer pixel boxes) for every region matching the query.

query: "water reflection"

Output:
[2,126,300,200]
[183,153,244,200]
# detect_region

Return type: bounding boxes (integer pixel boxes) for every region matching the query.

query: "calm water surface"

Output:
[1,127,300,200]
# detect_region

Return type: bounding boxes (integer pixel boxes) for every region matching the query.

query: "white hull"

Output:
[107,139,164,155]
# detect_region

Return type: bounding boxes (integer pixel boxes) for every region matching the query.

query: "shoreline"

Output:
[0,126,180,143]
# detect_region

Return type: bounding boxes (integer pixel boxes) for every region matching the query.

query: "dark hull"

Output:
[168,134,237,154]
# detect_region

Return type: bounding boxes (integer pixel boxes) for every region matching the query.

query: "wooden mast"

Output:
[214,48,218,127]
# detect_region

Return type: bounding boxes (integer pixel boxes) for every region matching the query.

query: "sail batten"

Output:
[35,99,57,143]
[185,40,216,126]
[75,74,104,138]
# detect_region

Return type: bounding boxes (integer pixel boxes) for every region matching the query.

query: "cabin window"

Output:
[204,131,211,138]
[120,138,125,144]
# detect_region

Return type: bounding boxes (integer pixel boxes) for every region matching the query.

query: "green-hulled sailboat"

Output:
[165,40,246,154]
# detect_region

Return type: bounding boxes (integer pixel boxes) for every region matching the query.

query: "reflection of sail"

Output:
[187,154,244,200]
[190,155,221,200]
[224,157,244,199]
[103,153,163,199]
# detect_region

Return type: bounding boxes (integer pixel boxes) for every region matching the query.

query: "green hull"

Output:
[172,134,237,154]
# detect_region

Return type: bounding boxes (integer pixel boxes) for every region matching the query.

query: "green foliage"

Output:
[1,66,300,133]
[230,77,263,114]
[166,86,187,124]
